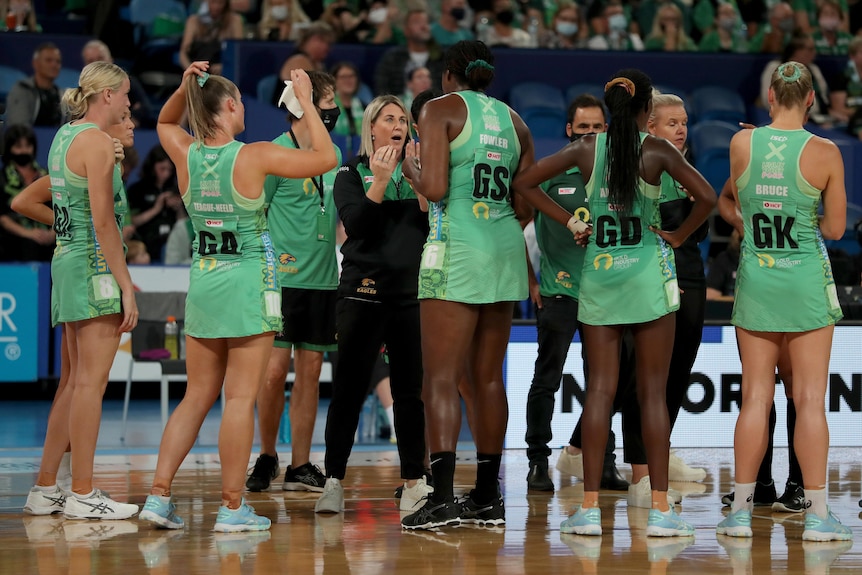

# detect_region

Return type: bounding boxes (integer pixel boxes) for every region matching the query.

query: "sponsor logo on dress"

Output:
[486,151,502,161]
[364,176,375,183]
[593,253,613,270]
[557,187,576,195]
[473,202,490,220]
[760,161,784,180]
[206,219,223,227]
[756,253,775,268]
[593,253,639,270]
[763,201,782,210]
[483,114,501,132]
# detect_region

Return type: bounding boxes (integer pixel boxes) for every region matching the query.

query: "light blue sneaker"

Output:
[716,509,752,538]
[213,499,271,533]
[646,508,695,537]
[139,495,184,530]
[802,508,852,542]
[560,506,602,536]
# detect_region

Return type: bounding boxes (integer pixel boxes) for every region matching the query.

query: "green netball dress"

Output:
[578,132,679,325]
[732,127,842,331]
[184,140,281,338]
[536,167,589,299]
[419,91,527,303]
[264,135,342,290]
[49,122,127,326]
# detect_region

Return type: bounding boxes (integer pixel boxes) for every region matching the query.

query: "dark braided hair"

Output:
[603,69,653,213]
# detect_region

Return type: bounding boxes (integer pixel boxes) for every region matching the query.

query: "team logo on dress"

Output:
[279,253,297,264]
[555,271,573,288]
[593,253,613,270]
[357,278,377,295]
[756,253,775,268]
[473,202,490,219]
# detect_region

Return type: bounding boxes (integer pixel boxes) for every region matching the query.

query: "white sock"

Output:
[73,489,96,499]
[155,494,171,504]
[58,452,72,480]
[34,484,58,492]
[385,406,396,432]
[804,487,828,518]
[732,482,756,513]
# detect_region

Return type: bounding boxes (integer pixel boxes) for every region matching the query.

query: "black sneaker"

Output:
[772,480,804,513]
[721,480,778,507]
[527,460,554,491]
[459,490,506,526]
[245,454,279,492]
[283,462,326,492]
[401,499,461,530]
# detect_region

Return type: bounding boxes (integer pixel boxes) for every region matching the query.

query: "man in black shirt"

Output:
[5,42,66,128]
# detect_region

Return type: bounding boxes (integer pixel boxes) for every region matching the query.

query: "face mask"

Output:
[270,5,288,21]
[819,17,840,31]
[320,106,341,132]
[450,7,466,21]
[9,152,33,166]
[495,9,515,25]
[368,7,388,25]
[778,17,795,33]
[608,13,627,32]
[719,17,736,31]
[555,21,578,36]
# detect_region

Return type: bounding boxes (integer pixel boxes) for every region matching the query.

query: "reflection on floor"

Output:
[1,446,860,575]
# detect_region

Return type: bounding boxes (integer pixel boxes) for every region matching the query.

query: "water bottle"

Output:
[734,23,749,53]
[164,315,178,359]
[528,16,539,48]
[476,15,491,44]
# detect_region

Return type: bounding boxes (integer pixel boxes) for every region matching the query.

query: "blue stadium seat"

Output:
[509,82,565,113]
[0,65,26,103]
[689,85,747,124]
[357,83,374,107]
[690,120,738,193]
[56,67,82,91]
[257,74,279,104]
[565,83,604,105]
[520,107,567,139]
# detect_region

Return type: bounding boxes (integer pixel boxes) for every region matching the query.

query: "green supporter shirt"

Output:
[263,133,343,290]
[812,30,853,56]
[536,166,589,299]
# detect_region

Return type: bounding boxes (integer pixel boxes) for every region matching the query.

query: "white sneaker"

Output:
[63,489,139,520]
[57,452,72,494]
[24,485,66,515]
[627,476,677,509]
[555,448,584,478]
[399,476,434,512]
[668,452,706,482]
[314,478,344,513]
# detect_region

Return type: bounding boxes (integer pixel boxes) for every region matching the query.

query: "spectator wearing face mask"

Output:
[587,1,644,51]
[431,0,474,46]
[748,2,796,54]
[699,2,748,53]
[644,3,698,52]
[0,125,53,262]
[484,0,535,48]
[812,0,852,55]
[542,1,587,49]
[793,0,850,34]
[362,0,405,45]
[258,0,311,41]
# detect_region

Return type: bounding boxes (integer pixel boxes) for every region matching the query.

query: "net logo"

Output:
[0,293,20,361]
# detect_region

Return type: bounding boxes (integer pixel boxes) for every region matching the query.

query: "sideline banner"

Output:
[504,325,862,448]
[0,264,47,382]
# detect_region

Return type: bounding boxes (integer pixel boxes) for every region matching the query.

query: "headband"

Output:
[604,77,636,97]
[465,59,495,75]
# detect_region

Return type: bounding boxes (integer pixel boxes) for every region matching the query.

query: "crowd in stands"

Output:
[4,0,862,280]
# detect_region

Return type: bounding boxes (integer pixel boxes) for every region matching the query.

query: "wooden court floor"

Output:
[1,448,860,574]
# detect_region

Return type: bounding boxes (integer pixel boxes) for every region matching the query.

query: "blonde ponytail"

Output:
[62,61,127,120]
[184,73,240,144]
